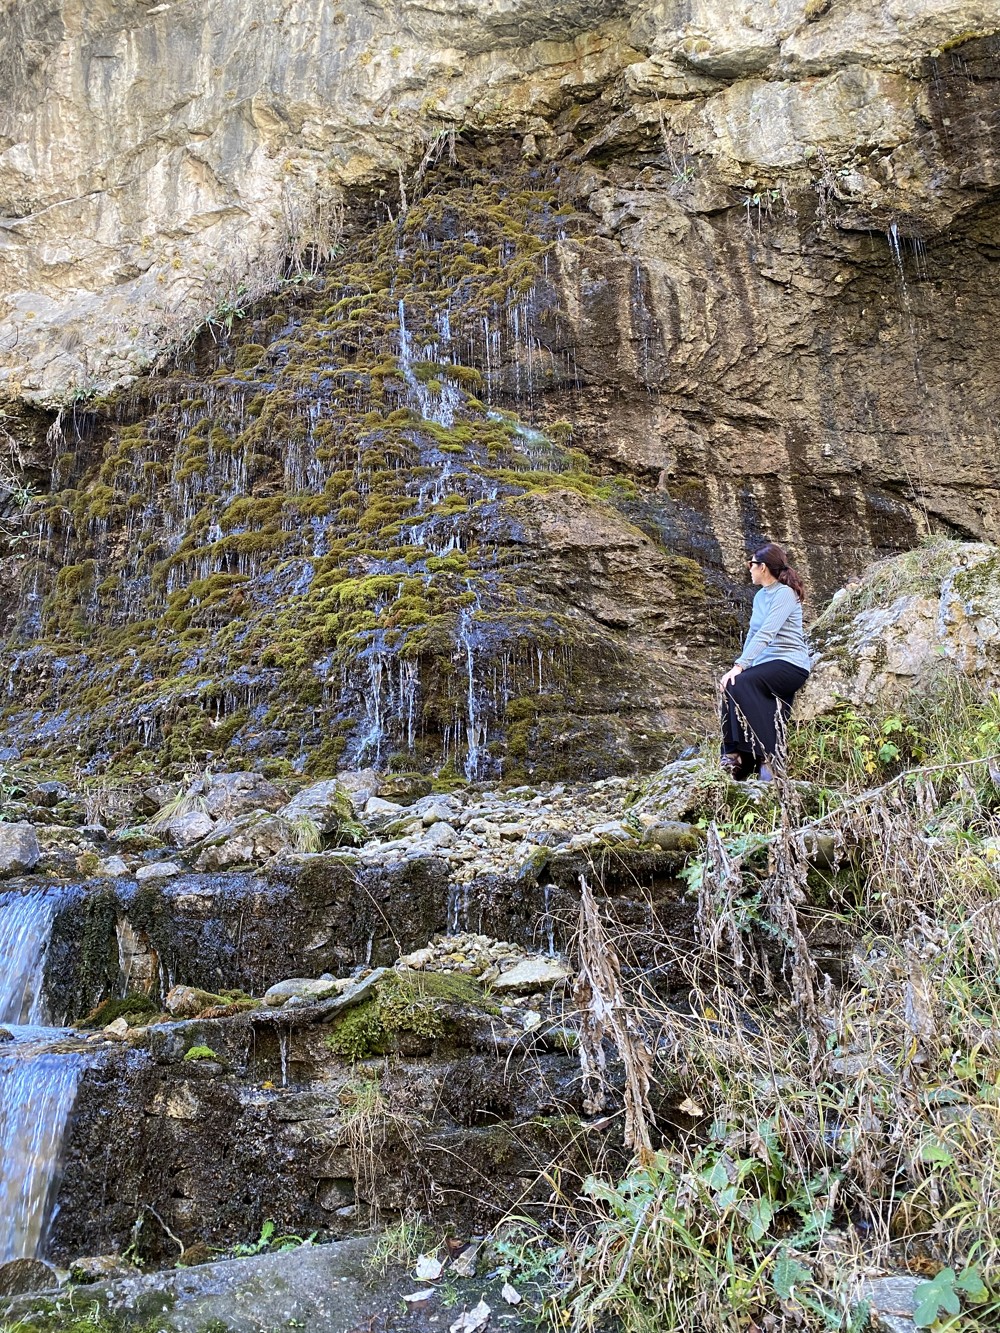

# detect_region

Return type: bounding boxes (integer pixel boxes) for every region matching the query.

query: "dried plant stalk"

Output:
[573,874,655,1161]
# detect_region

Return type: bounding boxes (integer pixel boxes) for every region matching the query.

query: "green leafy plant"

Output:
[913,1264,989,1327]
[228,1219,315,1257]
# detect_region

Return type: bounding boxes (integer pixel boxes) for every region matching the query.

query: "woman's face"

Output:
[749,557,767,586]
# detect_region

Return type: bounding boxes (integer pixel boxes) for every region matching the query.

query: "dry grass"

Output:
[501,744,1000,1331]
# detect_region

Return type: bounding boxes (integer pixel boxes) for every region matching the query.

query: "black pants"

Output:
[721,661,809,765]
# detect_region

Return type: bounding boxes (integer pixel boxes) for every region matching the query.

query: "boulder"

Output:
[363,796,405,828]
[30,781,70,808]
[377,773,433,803]
[420,821,457,850]
[278,779,360,837]
[160,810,215,847]
[413,793,464,825]
[336,768,381,812]
[798,542,1000,718]
[135,860,182,882]
[0,1258,60,1296]
[639,820,704,854]
[490,956,573,994]
[200,772,284,819]
[626,757,727,824]
[261,977,350,1008]
[0,823,40,877]
[69,1254,135,1284]
[859,1275,922,1333]
[165,985,227,1018]
[97,854,130,877]
[136,782,180,815]
[52,1240,374,1330]
[193,811,296,871]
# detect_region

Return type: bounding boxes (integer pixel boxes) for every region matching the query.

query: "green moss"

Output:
[78,992,159,1029]
[11,163,659,784]
[326,969,494,1060]
[234,342,266,369]
[183,1044,220,1061]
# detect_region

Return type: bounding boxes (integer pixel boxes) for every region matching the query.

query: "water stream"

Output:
[0,889,59,1025]
[0,890,86,1264]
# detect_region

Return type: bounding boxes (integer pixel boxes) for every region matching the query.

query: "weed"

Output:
[366,1215,434,1274]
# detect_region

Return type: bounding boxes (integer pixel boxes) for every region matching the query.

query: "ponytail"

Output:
[752,542,805,601]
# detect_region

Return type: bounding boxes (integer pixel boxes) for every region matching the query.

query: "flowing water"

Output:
[0,889,59,1025]
[0,1032,84,1262]
[0,891,85,1264]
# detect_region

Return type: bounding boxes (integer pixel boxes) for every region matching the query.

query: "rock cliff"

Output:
[1,1,999,773]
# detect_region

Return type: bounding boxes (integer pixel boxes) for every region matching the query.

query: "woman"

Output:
[718,542,810,781]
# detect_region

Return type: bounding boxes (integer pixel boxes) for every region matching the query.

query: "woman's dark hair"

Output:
[753,542,805,601]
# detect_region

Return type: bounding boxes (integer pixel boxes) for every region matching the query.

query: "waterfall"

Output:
[0,890,83,1263]
[0,1041,83,1262]
[0,889,60,1025]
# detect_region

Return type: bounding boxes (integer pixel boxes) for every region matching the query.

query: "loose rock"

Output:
[135,860,182,882]
[0,823,40,877]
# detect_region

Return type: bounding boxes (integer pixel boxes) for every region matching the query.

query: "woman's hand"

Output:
[719,665,743,693]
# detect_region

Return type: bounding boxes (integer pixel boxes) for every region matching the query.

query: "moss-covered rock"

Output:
[1,166,712,783]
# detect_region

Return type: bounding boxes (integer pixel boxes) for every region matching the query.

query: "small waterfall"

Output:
[0,1039,84,1262]
[0,891,84,1263]
[0,890,60,1025]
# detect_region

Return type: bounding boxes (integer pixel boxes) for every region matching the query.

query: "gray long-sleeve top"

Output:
[736,582,811,671]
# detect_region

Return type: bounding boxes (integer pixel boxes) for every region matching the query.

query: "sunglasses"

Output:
[747,558,763,567]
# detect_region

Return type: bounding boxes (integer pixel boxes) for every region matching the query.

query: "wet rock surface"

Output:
[1,1238,537,1333]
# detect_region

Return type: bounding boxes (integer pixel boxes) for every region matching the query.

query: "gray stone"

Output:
[0,823,40,877]
[135,860,182,882]
[314,968,387,1021]
[261,977,348,1008]
[67,1240,373,1332]
[421,821,458,850]
[860,1275,921,1333]
[162,811,215,848]
[137,782,181,815]
[335,768,381,812]
[492,956,573,994]
[193,812,295,871]
[31,781,70,808]
[200,772,284,819]
[278,779,357,835]
[364,796,405,823]
[799,543,1000,718]
[97,854,130,877]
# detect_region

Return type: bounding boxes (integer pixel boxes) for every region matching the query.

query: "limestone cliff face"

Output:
[2,1,997,404]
